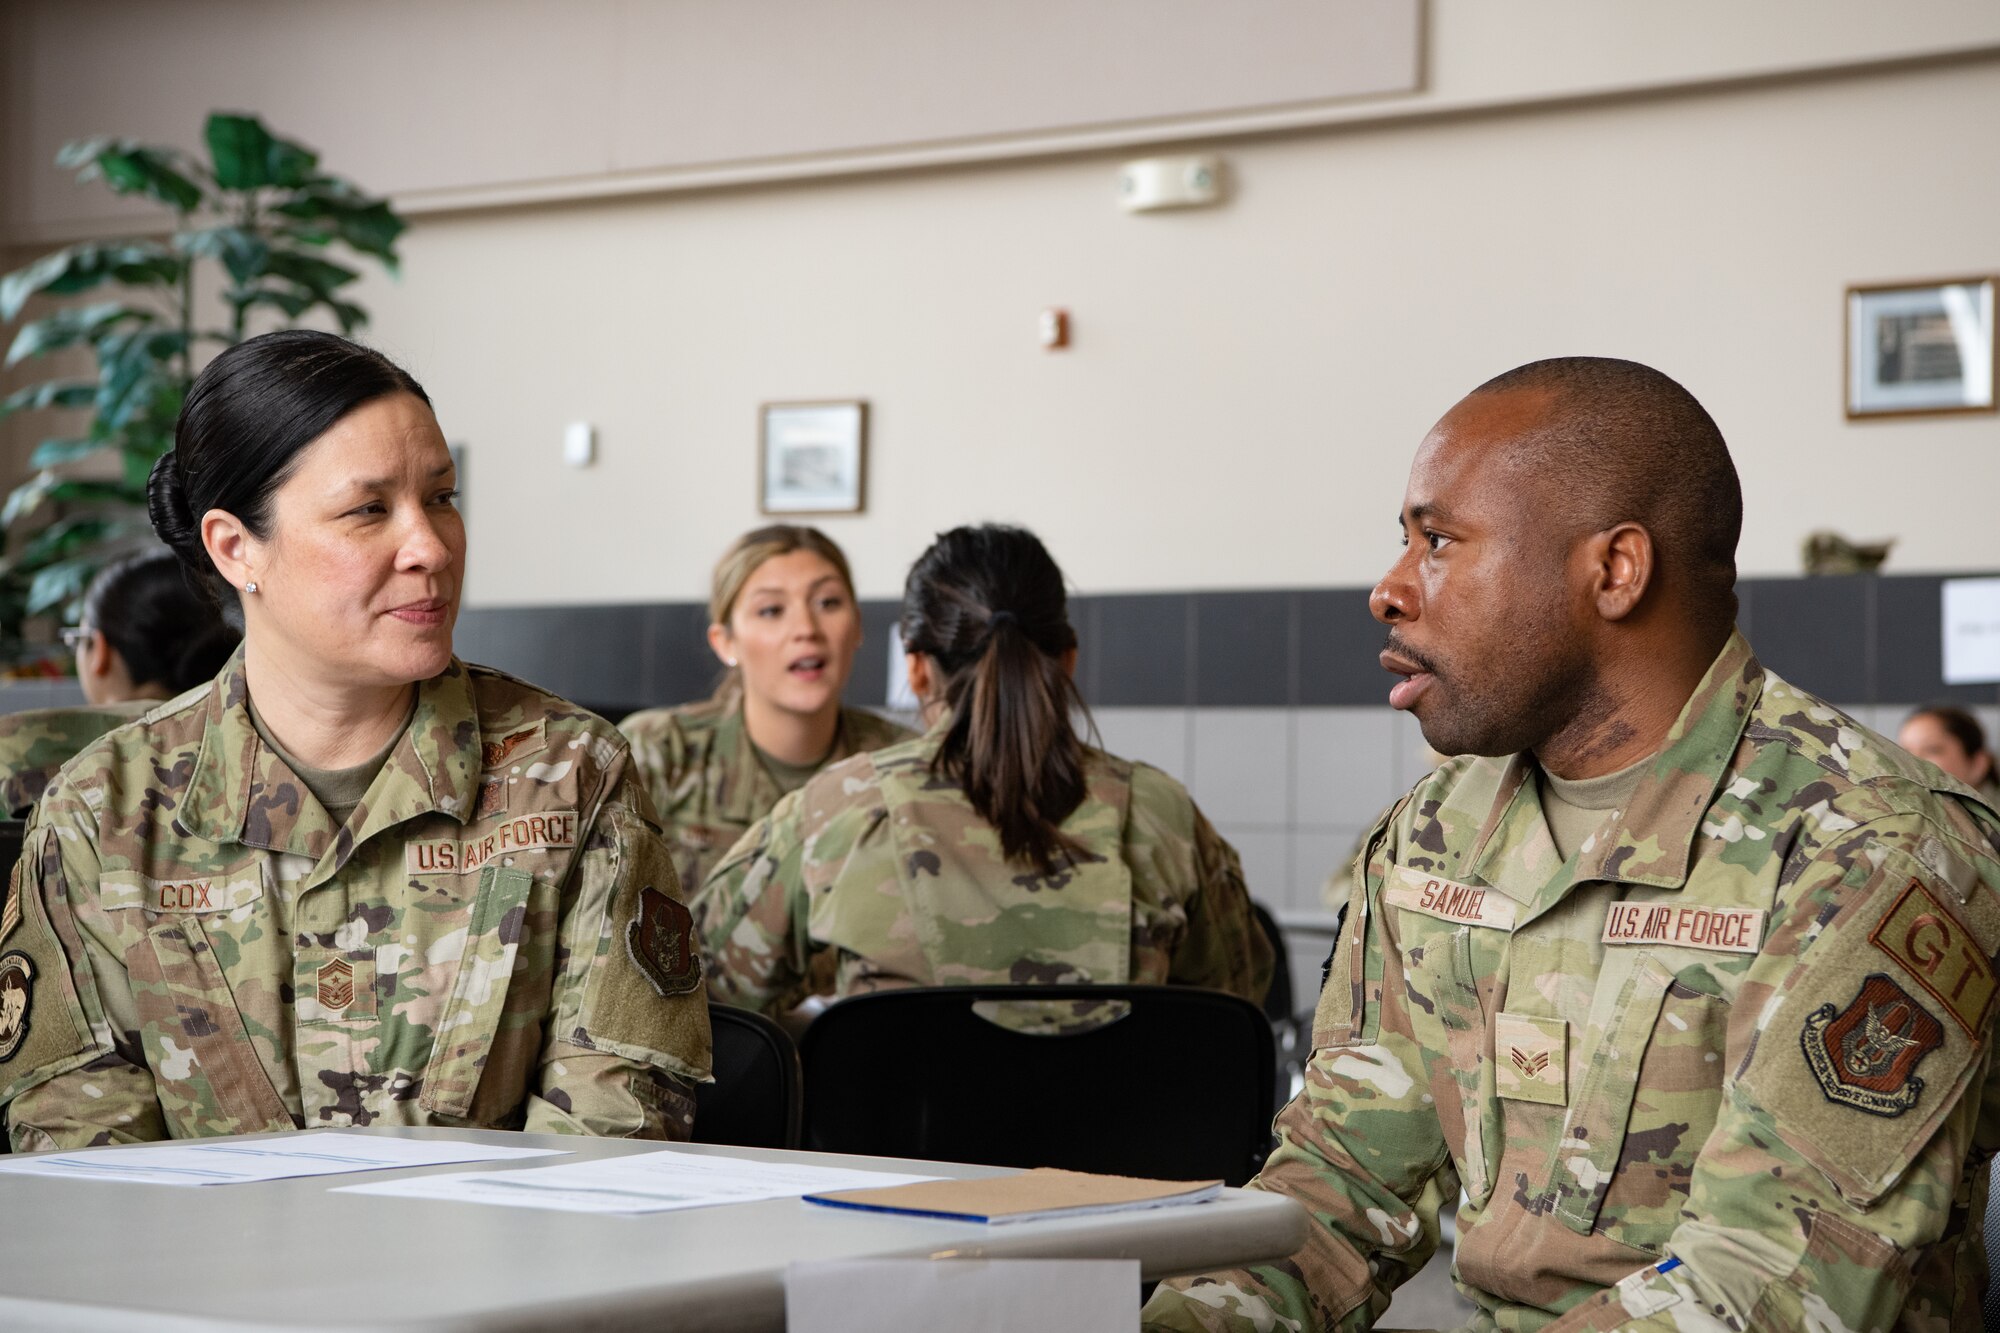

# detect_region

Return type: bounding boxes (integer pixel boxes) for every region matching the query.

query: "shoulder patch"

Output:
[1869,879,1996,1037]
[627,886,702,997]
[1801,974,1945,1117]
[0,950,35,1060]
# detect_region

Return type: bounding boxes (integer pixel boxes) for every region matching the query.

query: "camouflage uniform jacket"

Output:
[0,651,712,1151]
[1146,631,2000,1332]
[0,701,155,817]
[695,724,1273,1015]
[620,696,912,898]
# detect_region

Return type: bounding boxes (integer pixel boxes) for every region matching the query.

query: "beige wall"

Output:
[354,53,2000,606]
[5,4,1999,605]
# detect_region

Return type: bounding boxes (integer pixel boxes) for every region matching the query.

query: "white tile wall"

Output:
[1190,710,1293,828]
[1293,708,1403,830]
[1289,829,1364,919]
[1090,708,1191,785]
[1216,826,1292,914]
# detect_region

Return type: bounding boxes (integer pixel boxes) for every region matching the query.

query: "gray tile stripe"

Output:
[450,573,2000,715]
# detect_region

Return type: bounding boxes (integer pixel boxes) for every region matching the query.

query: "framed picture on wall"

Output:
[760,400,868,514]
[1845,276,1996,418]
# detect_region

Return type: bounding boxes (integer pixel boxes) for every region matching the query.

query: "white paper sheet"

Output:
[336,1148,941,1214]
[786,1259,1140,1333]
[1943,577,2000,684]
[0,1131,567,1186]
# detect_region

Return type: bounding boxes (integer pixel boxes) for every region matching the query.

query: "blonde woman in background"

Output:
[620,526,911,934]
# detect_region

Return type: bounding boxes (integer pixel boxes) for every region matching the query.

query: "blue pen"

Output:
[1655,1257,1682,1275]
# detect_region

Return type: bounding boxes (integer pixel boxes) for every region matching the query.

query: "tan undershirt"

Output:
[753,741,833,796]
[1537,754,1650,862]
[248,697,414,826]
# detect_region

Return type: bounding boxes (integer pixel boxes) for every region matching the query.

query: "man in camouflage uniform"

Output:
[695,727,1272,1018]
[0,701,155,817]
[1146,358,2000,1330]
[0,650,712,1149]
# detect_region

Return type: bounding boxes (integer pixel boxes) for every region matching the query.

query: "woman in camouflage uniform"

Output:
[696,523,1272,1015]
[619,525,910,914]
[0,331,709,1151]
[0,550,239,816]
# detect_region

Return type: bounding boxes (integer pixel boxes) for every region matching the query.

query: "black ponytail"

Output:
[900,525,1090,876]
[82,549,242,693]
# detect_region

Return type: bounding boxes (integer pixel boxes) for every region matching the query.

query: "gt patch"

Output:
[0,950,34,1061]
[1869,879,1996,1037]
[627,887,702,997]
[1801,973,1944,1117]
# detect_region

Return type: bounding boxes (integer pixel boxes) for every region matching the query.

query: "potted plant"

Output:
[0,112,405,668]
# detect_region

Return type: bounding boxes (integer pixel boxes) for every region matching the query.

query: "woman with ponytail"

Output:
[695,523,1270,1017]
[0,329,709,1151]
[0,550,239,815]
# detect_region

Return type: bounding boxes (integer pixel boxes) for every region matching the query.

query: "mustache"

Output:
[1383,632,1442,677]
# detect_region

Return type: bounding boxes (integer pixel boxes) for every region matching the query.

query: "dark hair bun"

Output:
[146,451,199,561]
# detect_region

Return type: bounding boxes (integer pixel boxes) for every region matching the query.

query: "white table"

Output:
[0,1127,1306,1331]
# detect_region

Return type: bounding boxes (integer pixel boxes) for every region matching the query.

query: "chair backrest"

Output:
[692,1003,802,1150]
[799,984,1275,1185]
[0,818,25,912]
[1250,901,1293,1024]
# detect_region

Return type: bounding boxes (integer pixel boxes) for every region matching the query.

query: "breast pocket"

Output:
[124,916,296,1137]
[418,866,548,1123]
[1546,953,1730,1251]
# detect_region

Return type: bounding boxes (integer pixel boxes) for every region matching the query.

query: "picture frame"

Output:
[760,400,868,515]
[1845,276,1996,419]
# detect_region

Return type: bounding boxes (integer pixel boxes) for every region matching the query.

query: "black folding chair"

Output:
[1250,900,1312,1118]
[799,984,1275,1185]
[692,1003,802,1150]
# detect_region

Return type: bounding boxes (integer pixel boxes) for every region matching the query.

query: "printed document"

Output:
[0,1131,566,1186]
[338,1148,941,1214]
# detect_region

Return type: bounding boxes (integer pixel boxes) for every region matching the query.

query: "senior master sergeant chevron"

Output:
[1144,357,2000,1331]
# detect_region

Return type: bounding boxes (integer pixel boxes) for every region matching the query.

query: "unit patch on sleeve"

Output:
[0,950,35,1061]
[1801,973,1945,1117]
[627,887,702,997]
[1868,878,1996,1037]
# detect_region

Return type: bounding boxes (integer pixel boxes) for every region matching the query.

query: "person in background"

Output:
[696,523,1272,1020]
[1144,357,2000,1331]
[619,525,910,1007]
[0,329,709,1150]
[0,550,239,816]
[1898,703,1999,804]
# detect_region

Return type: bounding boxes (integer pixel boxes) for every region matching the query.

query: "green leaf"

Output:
[329,300,368,334]
[12,516,118,573]
[230,285,314,320]
[261,248,360,295]
[27,437,105,469]
[93,329,189,432]
[26,558,95,616]
[4,302,151,367]
[60,138,204,213]
[205,113,318,190]
[1,242,182,321]
[274,188,405,265]
[1,475,146,531]
[175,226,270,287]
[0,381,95,421]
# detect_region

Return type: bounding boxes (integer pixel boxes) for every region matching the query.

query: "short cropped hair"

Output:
[1474,356,1742,629]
